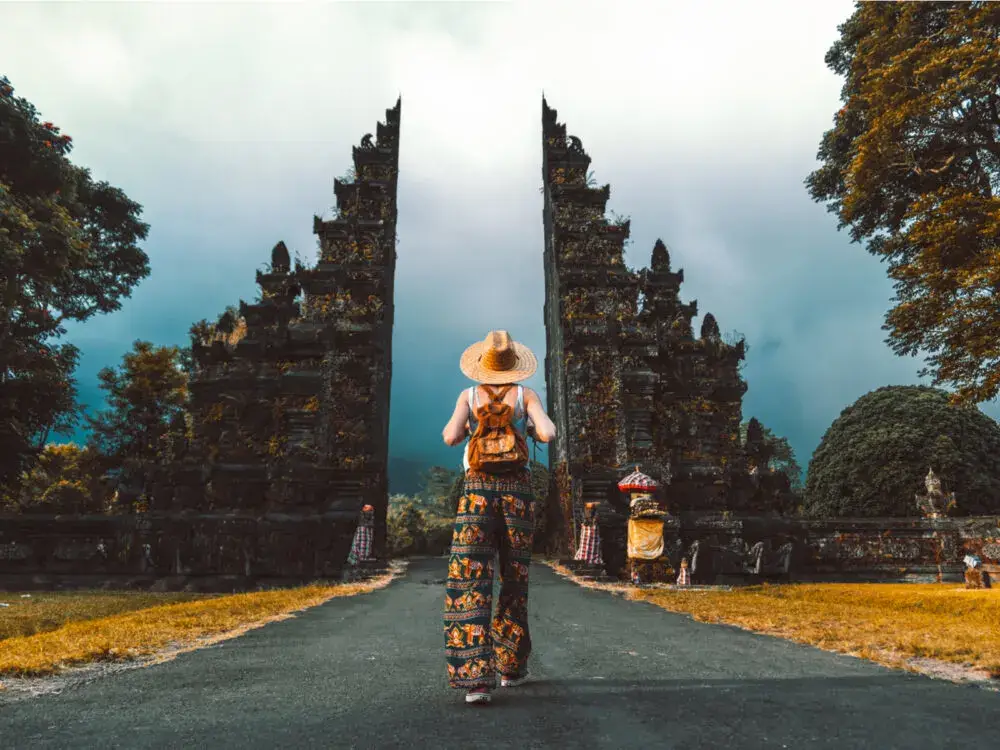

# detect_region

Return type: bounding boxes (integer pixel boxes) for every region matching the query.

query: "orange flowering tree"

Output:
[807,3,1000,404]
[0,76,150,488]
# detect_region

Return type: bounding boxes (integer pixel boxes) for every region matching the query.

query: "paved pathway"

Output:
[3,558,996,749]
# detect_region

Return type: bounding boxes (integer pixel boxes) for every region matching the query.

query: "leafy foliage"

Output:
[806,4,1000,404]
[86,341,188,473]
[386,460,550,557]
[0,76,150,488]
[386,496,453,558]
[415,465,465,517]
[739,420,804,491]
[2,442,114,514]
[804,385,1000,517]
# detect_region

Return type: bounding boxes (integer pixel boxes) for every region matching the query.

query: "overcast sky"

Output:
[5,0,997,475]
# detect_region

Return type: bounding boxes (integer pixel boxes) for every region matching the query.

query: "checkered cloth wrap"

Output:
[348,524,374,565]
[676,565,691,586]
[574,523,603,565]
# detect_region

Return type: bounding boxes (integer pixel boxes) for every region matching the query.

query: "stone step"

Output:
[341,560,389,582]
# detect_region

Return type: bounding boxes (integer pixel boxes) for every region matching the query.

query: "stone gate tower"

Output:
[541,98,761,568]
[146,99,401,584]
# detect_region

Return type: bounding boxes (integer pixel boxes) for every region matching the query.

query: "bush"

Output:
[3,443,115,514]
[39,480,92,513]
[387,461,551,557]
[804,385,1000,517]
[386,496,452,557]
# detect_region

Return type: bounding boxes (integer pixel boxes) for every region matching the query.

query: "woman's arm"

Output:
[525,388,556,443]
[442,390,471,446]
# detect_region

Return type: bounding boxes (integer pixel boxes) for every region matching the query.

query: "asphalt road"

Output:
[3,558,996,749]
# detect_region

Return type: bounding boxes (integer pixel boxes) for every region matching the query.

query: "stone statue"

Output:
[676,557,691,585]
[915,467,957,519]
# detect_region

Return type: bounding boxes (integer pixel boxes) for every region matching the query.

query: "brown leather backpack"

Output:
[467,385,529,473]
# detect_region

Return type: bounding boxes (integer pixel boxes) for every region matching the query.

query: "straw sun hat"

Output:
[459,330,538,385]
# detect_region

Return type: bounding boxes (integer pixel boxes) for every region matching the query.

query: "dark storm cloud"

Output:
[5,0,996,478]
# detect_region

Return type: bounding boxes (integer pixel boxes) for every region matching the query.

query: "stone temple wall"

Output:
[0,100,401,590]
[2,512,996,590]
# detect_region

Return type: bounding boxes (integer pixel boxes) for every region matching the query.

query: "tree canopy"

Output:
[804,385,1000,517]
[806,3,1000,405]
[2,442,112,514]
[86,340,188,473]
[0,76,150,487]
[740,420,803,492]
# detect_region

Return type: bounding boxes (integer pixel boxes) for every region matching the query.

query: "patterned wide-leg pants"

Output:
[444,469,535,689]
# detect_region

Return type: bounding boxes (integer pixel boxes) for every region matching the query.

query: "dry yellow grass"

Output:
[0,566,401,679]
[1,591,216,642]
[544,561,1000,678]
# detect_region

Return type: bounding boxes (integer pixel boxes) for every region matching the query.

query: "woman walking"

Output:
[441,330,556,705]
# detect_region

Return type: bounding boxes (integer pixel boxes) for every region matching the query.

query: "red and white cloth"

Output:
[574,523,603,565]
[618,467,659,493]
[348,524,373,565]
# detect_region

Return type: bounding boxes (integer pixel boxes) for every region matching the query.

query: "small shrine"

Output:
[619,467,674,583]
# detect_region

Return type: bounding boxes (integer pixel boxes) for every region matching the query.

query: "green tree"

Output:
[3,442,113,514]
[0,76,150,487]
[739,420,804,491]
[806,4,1000,405]
[386,494,452,557]
[86,341,188,472]
[416,465,464,518]
[804,385,1000,517]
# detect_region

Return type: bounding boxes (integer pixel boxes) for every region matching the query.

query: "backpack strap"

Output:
[483,384,512,403]
[517,385,524,416]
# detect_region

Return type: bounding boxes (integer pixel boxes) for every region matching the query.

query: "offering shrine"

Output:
[620,467,675,583]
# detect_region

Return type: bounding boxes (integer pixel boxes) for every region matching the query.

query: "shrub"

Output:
[4,443,114,514]
[386,496,452,557]
[804,385,1000,517]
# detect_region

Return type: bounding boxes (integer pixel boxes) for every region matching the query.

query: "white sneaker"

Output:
[465,688,492,704]
[500,674,529,688]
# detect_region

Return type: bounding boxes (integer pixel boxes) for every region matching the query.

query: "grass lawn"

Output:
[1,591,217,642]
[0,567,400,679]
[547,562,1000,679]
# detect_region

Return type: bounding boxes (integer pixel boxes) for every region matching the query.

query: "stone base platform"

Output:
[556,559,619,583]
[340,559,391,582]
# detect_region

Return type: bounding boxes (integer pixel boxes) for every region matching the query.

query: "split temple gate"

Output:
[144,97,402,581]
[1,96,997,589]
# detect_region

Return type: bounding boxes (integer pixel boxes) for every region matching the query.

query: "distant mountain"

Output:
[387,456,432,496]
